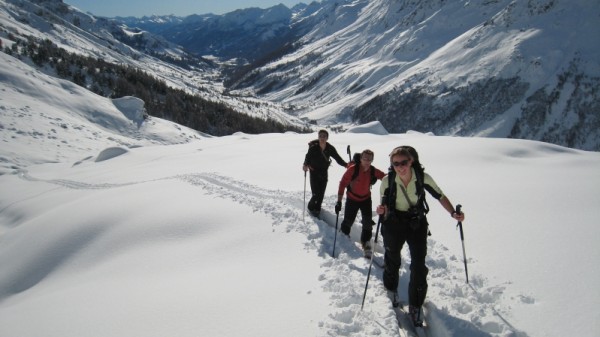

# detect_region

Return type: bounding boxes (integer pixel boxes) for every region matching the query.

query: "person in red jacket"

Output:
[335,149,386,256]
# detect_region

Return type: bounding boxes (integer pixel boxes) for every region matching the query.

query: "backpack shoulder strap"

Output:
[413,165,430,214]
[351,163,360,181]
[385,169,397,210]
[348,165,377,192]
[369,166,376,185]
[346,164,361,194]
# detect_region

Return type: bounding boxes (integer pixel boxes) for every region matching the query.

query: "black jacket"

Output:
[303,140,347,175]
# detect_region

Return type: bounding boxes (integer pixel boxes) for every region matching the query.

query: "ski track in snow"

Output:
[16,170,529,337]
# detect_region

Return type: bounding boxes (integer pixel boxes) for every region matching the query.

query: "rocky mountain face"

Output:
[136,0,599,150]
[1,0,210,68]
[341,0,600,151]
[129,5,296,63]
[121,1,359,66]
[4,0,600,151]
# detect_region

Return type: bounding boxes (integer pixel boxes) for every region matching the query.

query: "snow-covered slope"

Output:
[0,0,196,67]
[0,54,600,337]
[1,41,600,336]
[0,0,306,128]
[0,51,206,173]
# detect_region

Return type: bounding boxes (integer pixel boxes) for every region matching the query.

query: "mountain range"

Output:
[2,0,599,150]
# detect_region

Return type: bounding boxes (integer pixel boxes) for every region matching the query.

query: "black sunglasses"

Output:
[392,159,410,167]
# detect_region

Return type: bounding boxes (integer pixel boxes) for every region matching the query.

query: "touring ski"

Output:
[387,293,429,337]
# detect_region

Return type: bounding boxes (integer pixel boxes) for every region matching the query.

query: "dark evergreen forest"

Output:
[3,35,310,136]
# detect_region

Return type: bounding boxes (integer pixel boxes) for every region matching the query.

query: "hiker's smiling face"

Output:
[391,154,412,176]
[361,153,373,169]
[318,132,328,144]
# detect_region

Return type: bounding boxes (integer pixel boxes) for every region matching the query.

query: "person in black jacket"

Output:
[302,130,347,217]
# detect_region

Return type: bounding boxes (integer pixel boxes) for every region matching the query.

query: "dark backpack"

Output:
[307,139,332,165]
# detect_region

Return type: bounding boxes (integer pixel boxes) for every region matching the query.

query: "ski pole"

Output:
[346,145,351,162]
[303,171,307,222]
[456,204,469,283]
[361,216,382,310]
[332,210,340,258]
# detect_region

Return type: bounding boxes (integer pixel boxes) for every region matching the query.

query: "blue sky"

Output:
[63,0,306,17]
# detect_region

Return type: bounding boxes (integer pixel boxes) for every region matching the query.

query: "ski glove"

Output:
[335,201,342,214]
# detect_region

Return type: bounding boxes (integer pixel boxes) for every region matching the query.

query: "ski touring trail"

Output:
[15,170,529,337]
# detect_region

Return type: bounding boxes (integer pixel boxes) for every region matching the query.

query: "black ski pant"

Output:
[381,213,429,308]
[340,197,375,243]
[307,171,327,213]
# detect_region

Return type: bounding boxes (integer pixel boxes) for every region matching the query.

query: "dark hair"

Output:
[361,149,374,158]
[318,129,329,138]
[389,146,423,170]
[389,146,413,161]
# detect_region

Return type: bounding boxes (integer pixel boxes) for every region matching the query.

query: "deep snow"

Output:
[1,46,600,337]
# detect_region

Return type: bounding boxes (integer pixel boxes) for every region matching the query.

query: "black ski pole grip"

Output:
[346,145,351,162]
[456,204,462,215]
[381,189,389,220]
